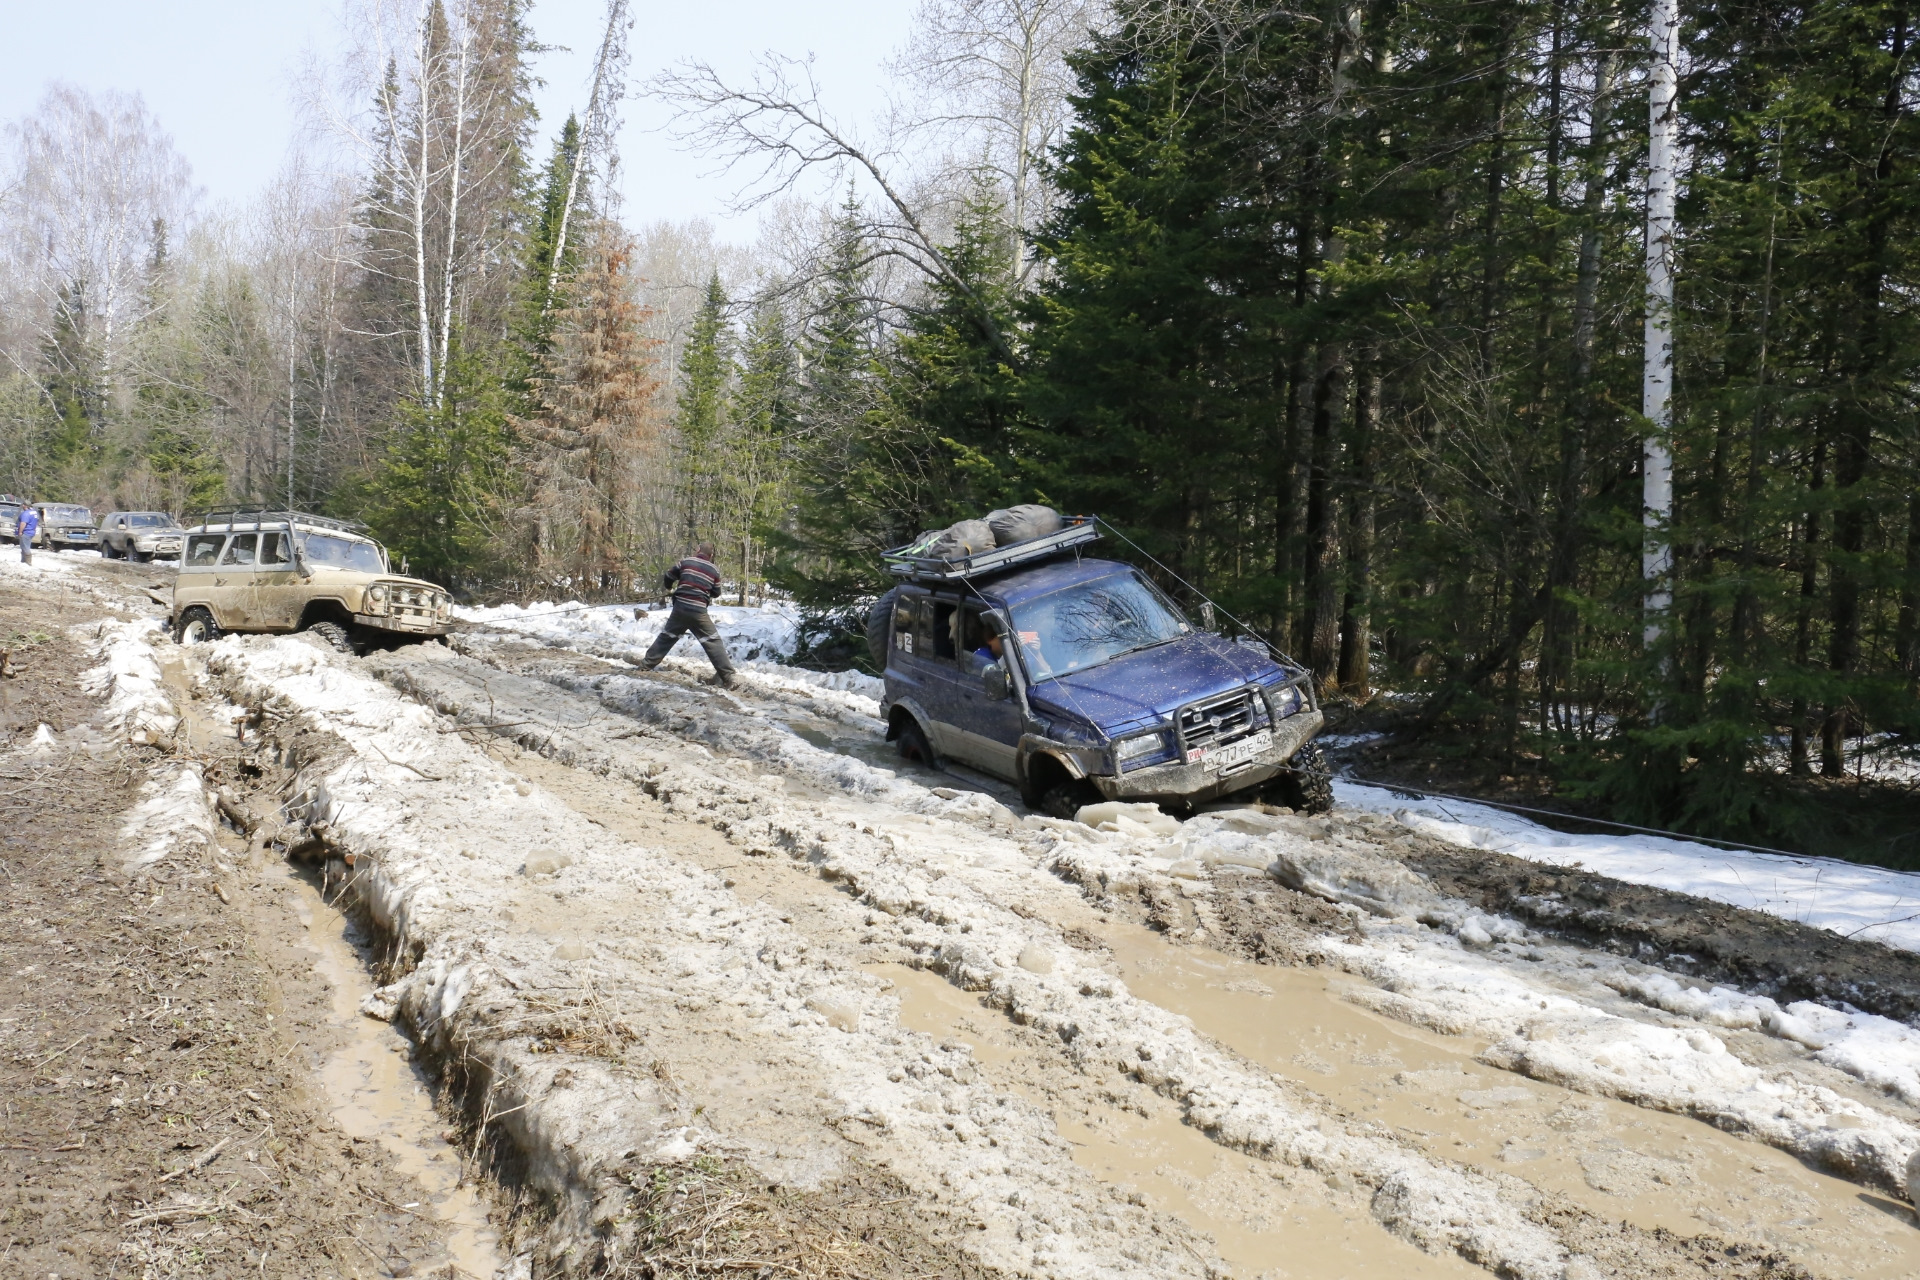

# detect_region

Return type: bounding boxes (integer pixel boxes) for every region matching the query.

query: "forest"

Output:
[1,0,1916,858]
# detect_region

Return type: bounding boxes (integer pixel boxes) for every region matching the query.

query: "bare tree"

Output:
[654,55,1018,363]
[0,84,194,432]
[895,0,1098,281]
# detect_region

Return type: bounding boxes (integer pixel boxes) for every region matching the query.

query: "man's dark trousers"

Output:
[641,606,736,680]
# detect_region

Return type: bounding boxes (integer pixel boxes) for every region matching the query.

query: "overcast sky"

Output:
[0,0,913,238]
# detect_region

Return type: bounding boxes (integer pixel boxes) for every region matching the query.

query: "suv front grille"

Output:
[1176,688,1258,756]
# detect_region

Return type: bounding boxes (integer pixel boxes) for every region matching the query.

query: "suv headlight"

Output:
[1114,731,1170,769]
[366,584,389,613]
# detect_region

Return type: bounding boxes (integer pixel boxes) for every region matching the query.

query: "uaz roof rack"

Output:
[194,508,369,534]
[882,517,1100,584]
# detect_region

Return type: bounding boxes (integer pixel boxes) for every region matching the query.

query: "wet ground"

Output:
[12,553,1920,1280]
[0,577,452,1279]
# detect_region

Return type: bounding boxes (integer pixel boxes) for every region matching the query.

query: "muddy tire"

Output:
[307,621,358,655]
[1268,741,1333,814]
[894,718,938,769]
[101,541,120,560]
[866,587,901,670]
[1039,779,1101,821]
[174,606,220,645]
[132,548,152,563]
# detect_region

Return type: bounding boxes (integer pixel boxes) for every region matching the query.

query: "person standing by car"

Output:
[15,504,38,564]
[638,542,736,687]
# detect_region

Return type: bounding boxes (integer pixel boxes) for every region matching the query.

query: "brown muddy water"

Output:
[1100,924,1920,1280]
[288,867,507,1278]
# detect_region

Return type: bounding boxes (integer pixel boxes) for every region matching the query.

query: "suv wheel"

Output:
[307,621,359,655]
[101,540,120,559]
[1268,742,1333,814]
[894,719,938,769]
[175,607,221,645]
[1039,779,1101,820]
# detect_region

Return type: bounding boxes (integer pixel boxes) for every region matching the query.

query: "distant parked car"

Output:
[99,511,186,562]
[33,504,96,552]
[0,495,22,543]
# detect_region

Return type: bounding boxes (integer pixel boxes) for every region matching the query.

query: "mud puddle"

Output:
[880,961,1483,1279]
[1099,924,1920,1278]
[286,866,505,1278]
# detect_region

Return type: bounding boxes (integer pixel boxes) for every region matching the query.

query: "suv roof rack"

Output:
[883,517,1100,584]
[194,508,369,535]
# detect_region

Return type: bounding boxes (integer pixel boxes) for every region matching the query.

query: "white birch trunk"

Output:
[411,7,436,401]
[436,31,470,409]
[1643,0,1680,651]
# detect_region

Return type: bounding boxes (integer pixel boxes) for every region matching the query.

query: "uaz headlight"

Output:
[366,584,389,613]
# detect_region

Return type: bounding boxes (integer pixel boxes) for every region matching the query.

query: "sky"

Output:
[0,0,916,239]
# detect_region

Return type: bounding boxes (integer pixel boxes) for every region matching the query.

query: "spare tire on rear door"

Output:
[866,587,901,669]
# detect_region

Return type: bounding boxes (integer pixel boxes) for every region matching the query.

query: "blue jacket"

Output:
[17,508,39,540]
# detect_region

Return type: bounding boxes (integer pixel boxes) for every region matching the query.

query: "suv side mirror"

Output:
[983,662,1010,702]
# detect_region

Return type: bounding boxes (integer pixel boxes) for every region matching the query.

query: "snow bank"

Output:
[458,600,802,665]
[80,617,178,744]
[120,765,218,873]
[1336,779,1920,953]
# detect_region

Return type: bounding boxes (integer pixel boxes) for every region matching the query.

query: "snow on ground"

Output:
[79,617,179,744]
[210,636,1590,1278]
[1336,779,1920,953]
[118,764,219,873]
[457,600,803,665]
[1051,810,1920,1195]
[453,600,887,712]
[0,547,83,579]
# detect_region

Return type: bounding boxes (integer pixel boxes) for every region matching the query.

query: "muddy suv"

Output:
[875,519,1330,816]
[171,510,451,652]
[99,511,186,561]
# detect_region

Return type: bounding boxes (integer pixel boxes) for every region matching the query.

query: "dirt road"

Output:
[10,552,1920,1280]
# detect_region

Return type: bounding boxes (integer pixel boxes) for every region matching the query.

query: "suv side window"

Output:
[221,534,259,566]
[184,535,225,568]
[928,598,958,659]
[893,595,921,655]
[259,532,291,566]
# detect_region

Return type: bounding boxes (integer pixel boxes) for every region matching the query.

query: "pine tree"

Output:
[519,227,662,595]
[674,272,732,550]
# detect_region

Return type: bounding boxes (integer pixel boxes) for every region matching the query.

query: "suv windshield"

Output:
[129,513,174,528]
[47,506,91,522]
[300,532,384,572]
[1008,572,1189,681]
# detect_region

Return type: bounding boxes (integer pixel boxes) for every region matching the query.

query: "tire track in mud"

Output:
[324,635,1902,1280]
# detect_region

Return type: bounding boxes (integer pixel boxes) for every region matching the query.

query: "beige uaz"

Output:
[171,510,451,652]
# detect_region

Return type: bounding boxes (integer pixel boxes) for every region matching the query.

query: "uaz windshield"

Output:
[300,533,384,572]
[1008,572,1189,681]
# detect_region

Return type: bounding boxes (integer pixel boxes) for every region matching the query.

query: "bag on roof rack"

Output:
[985,504,1061,547]
[919,518,996,562]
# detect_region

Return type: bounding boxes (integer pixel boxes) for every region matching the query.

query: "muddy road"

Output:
[9,554,1920,1279]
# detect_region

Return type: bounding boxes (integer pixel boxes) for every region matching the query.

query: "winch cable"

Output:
[1336,770,1827,862]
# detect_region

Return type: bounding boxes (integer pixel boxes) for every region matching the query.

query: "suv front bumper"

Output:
[355,612,450,636]
[1091,709,1324,805]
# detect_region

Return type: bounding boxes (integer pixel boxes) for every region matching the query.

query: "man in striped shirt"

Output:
[638,542,736,687]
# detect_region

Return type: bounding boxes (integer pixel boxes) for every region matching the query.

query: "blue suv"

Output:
[874,519,1329,817]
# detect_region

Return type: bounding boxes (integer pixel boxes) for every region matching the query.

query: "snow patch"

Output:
[81,617,179,743]
[1337,779,1920,953]
[120,765,218,872]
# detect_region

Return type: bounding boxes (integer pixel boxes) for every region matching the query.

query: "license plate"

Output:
[1195,730,1272,771]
